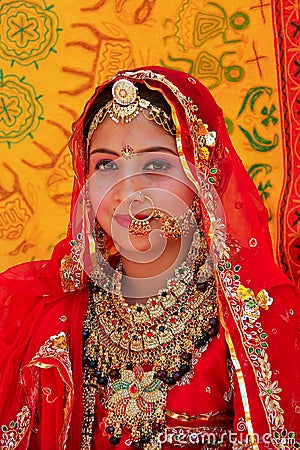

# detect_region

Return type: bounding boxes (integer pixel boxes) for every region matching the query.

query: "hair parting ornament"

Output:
[86,78,176,148]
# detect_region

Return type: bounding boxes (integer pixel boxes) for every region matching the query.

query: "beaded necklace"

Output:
[81,230,219,450]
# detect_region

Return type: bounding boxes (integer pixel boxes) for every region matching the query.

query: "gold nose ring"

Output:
[128,195,155,236]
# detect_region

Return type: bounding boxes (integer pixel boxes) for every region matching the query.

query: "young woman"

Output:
[0,66,299,450]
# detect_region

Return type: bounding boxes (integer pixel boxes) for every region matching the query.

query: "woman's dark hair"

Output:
[83,81,175,142]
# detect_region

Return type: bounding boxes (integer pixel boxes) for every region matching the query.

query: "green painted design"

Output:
[224,116,233,134]
[161,51,244,90]
[0,1,61,67]
[238,125,278,152]
[174,1,246,50]
[261,104,278,126]
[238,87,273,116]
[248,164,272,180]
[238,87,279,151]
[0,71,43,147]
[248,164,273,208]
[229,12,250,30]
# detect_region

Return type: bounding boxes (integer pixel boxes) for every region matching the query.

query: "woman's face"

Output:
[87,113,195,255]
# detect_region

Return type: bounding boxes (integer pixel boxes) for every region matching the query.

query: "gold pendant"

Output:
[106,364,167,446]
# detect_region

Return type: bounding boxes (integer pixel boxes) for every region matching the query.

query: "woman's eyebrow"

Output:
[89,148,118,156]
[89,146,177,156]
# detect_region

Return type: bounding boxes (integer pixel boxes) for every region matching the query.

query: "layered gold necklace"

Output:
[81,230,219,450]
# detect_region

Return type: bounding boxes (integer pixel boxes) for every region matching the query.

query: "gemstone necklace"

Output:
[81,230,219,449]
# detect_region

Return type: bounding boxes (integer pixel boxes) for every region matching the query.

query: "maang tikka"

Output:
[86,78,176,149]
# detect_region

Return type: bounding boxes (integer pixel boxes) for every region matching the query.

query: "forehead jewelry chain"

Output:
[86,78,176,149]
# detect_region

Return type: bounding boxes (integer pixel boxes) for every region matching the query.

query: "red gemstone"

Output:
[151,300,156,306]
[124,333,128,339]
[170,318,176,323]
[147,331,152,337]
[130,384,138,394]
[102,301,107,307]
[112,319,117,325]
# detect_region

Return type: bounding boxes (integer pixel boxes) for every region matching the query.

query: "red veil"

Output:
[0,66,299,450]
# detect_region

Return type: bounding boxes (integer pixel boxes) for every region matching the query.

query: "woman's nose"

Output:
[113,174,143,203]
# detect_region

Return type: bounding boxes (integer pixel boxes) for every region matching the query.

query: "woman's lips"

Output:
[113,214,132,228]
[113,213,150,228]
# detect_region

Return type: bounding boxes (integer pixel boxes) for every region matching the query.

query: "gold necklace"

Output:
[81,230,219,450]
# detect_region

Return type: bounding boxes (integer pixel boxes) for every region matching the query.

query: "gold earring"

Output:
[94,220,109,261]
[154,209,182,239]
[128,195,155,236]
[155,196,202,240]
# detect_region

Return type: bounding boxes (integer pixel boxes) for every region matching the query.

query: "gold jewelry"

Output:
[94,219,109,261]
[154,209,181,239]
[128,195,155,236]
[121,145,134,159]
[86,78,176,148]
[81,230,218,449]
[154,196,202,240]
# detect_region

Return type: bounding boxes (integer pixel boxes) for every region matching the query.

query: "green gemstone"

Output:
[233,275,240,280]
[261,333,268,339]
[255,348,261,355]
[267,389,273,394]
[70,240,76,246]
[289,432,295,438]
[274,432,280,439]
[225,262,231,268]
[208,177,215,184]
[210,168,217,174]
[261,342,268,348]
[1,425,7,432]
[248,347,254,353]
[234,265,241,271]
[218,266,224,272]
[9,421,15,428]
[248,301,255,307]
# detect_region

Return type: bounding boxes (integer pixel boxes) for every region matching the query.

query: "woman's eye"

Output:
[143,159,171,172]
[95,160,118,171]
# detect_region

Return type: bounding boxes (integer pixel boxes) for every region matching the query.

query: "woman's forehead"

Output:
[89,114,177,156]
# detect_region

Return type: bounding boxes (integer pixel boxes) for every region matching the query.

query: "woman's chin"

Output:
[113,231,167,263]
